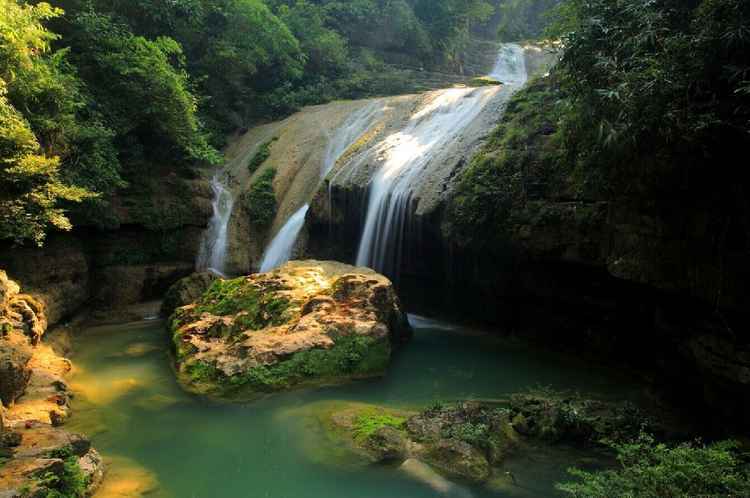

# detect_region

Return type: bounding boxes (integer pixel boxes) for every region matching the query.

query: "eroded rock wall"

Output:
[1,271,104,496]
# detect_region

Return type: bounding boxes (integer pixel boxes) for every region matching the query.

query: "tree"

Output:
[0,0,94,245]
[63,11,218,167]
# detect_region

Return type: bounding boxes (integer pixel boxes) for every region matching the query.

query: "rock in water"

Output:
[169,260,411,399]
[400,459,473,498]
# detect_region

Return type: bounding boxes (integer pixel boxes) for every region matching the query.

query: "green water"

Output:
[66,313,634,498]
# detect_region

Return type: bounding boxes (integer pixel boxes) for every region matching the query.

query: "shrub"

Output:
[29,446,88,497]
[557,432,750,498]
[245,168,278,228]
[247,137,278,174]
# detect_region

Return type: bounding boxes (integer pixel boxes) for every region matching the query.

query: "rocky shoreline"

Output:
[1,271,103,497]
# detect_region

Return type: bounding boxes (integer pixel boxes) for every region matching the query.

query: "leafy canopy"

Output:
[0,0,94,245]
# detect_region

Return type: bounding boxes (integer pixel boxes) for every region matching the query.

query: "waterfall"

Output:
[258,101,384,272]
[196,172,235,276]
[259,205,309,272]
[490,43,528,86]
[355,44,528,277]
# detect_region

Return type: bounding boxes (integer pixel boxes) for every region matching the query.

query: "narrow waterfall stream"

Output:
[355,43,528,277]
[196,173,235,276]
[259,101,384,272]
[258,204,310,272]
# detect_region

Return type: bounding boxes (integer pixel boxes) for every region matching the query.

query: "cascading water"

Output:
[490,43,528,86]
[355,43,528,277]
[258,204,310,272]
[259,101,384,272]
[196,172,235,276]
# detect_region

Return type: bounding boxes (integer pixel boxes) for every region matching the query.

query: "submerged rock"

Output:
[169,260,411,399]
[295,401,518,484]
[299,392,667,488]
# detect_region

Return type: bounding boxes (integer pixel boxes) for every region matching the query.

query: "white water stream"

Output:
[355,43,529,277]
[196,173,235,276]
[204,44,527,277]
[490,43,528,85]
[259,101,384,272]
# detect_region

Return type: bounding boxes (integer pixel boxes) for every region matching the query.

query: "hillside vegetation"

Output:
[1,0,505,246]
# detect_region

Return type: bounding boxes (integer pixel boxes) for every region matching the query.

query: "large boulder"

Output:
[169,261,411,399]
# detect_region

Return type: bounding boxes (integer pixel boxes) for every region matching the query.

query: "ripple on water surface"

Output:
[66,314,636,498]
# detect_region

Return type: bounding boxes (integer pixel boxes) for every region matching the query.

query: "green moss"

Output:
[448,76,570,248]
[186,360,221,384]
[352,411,407,442]
[195,277,291,328]
[247,137,278,175]
[244,167,278,228]
[228,334,390,393]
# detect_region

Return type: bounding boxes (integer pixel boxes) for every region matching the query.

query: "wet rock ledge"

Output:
[167,261,411,400]
[1,270,103,497]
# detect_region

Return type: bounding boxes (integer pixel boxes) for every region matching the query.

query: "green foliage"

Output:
[353,411,407,442]
[412,0,495,65]
[0,0,96,246]
[31,453,88,498]
[549,0,750,183]
[557,433,750,497]
[244,167,278,228]
[497,0,561,41]
[229,334,390,392]
[247,137,278,174]
[64,12,218,165]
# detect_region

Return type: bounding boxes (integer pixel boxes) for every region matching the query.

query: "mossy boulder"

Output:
[298,401,519,484]
[169,261,411,399]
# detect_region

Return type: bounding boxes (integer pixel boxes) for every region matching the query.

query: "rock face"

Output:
[169,261,411,399]
[0,271,103,497]
[161,272,219,318]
